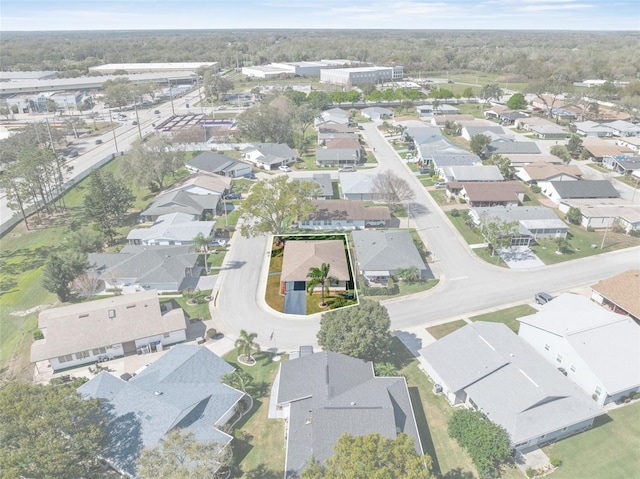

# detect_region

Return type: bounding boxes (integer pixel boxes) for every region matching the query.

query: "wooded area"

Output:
[2,30,638,82]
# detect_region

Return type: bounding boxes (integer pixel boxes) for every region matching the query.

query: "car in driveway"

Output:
[434,182,447,188]
[535,292,553,305]
[210,239,227,247]
[278,165,292,172]
[223,192,242,200]
[339,165,356,173]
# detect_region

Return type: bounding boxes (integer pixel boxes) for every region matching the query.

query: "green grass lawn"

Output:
[469,304,537,333]
[419,176,436,187]
[426,320,468,339]
[531,226,640,265]
[428,189,448,205]
[160,289,213,321]
[543,402,640,479]
[446,212,485,244]
[222,349,285,478]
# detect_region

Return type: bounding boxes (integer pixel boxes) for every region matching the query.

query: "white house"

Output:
[518,294,640,406]
[298,199,391,230]
[31,290,187,371]
[419,322,604,450]
[242,143,297,170]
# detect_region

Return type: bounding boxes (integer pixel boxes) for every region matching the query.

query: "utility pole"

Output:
[109,110,119,153]
[132,94,142,138]
[168,79,175,116]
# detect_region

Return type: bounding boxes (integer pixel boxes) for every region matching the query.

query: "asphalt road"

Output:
[211,121,640,352]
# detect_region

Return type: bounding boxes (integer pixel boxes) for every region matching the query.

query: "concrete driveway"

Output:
[283,281,307,315]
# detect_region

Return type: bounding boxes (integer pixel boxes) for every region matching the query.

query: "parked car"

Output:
[154,110,160,114]
[434,182,447,188]
[365,220,386,227]
[210,239,227,247]
[339,165,356,173]
[419,168,433,175]
[95,139,103,145]
[223,192,242,200]
[131,121,138,125]
[278,165,292,172]
[535,292,553,305]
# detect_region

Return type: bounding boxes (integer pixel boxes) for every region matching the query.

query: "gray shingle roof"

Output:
[488,141,541,155]
[446,165,504,182]
[187,151,246,175]
[141,190,219,218]
[88,245,199,286]
[352,230,427,274]
[429,154,481,168]
[419,322,604,446]
[297,173,333,197]
[316,148,359,162]
[244,143,296,163]
[276,351,422,477]
[127,213,214,243]
[78,345,242,478]
[549,180,620,199]
[464,125,507,137]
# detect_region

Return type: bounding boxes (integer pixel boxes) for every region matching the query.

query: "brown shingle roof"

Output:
[462,181,525,202]
[280,240,350,283]
[31,290,187,362]
[591,270,640,319]
[583,140,633,158]
[522,162,582,181]
[165,172,231,195]
[325,138,361,150]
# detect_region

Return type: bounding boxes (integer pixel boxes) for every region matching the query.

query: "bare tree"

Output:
[372,170,415,207]
[72,273,101,299]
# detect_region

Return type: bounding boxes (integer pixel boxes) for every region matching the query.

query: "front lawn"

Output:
[543,401,640,479]
[446,211,485,244]
[426,320,468,339]
[531,226,640,265]
[428,189,449,205]
[469,304,537,333]
[161,289,213,321]
[222,349,285,478]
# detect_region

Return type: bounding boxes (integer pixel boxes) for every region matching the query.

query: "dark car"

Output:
[419,168,433,175]
[154,110,160,114]
[535,292,553,305]
[224,192,242,200]
[95,139,103,145]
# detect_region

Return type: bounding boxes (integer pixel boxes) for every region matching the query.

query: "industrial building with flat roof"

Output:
[88,62,218,74]
[320,66,403,87]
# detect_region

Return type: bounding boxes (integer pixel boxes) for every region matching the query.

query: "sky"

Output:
[1,0,639,31]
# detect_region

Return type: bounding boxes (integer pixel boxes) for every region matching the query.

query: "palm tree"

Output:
[235,330,259,362]
[192,232,213,274]
[307,262,337,307]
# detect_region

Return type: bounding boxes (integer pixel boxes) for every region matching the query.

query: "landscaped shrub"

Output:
[629,230,640,237]
[550,456,562,468]
[206,328,218,339]
[458,198,467,204]
[530,185,542,193]
[629,391,639,400]
[526,467,535,478]
[450,209,460,217]
[587,226,595,232]
[33,329,44,340]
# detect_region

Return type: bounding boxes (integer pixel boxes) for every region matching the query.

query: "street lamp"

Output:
[109,110,119,153]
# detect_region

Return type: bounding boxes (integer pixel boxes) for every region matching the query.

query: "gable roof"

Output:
[488,140,541,155]
[244,142,296,160]
[31,290,186,362]
[519,293,640,395]
[582,138,634,158]
[297,173,333,198]
[186,151,246,175]
[548,180,619,199]
[280,240,350,283]
[78,345,242,477]
[471,206,567,231]
[276,351,422,476]
[445,165,504,182]
[324,138,361,150]
[463,125,507,137]
[316,148,359,162]
[462,181,525,202]
[308,199,391,221]
[420,322,604,445]
[339,172,377,195]
[591,270,640,320]
[164,172,231,195]
[519,161,582,181]
[141,190,218,218]
[88,245,199,286]
[352,230,426,273]
[429,154,482,168]
[127,213,214,243]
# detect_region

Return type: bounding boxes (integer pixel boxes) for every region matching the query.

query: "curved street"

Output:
[211,122,640,352]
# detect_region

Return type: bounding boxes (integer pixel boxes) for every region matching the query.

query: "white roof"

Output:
[519,294,640,395]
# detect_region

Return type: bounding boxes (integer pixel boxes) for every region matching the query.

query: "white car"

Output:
[278,165,292,172]
[210,239,227,247]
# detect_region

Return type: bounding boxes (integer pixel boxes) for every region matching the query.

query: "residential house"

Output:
[140,190,219,223]
[487,139,541,156]
[539,180,619,205]
[515,161,582,184]
[316,107,350,125]
[316,148,360,167]
[440,165,504,183]
[404,125,443,145]
[279,239,350,294]
[127,213,214,246]
[299,199,391,230]
[616,137,640,153]
[31,290,187,371]
[596,120,640,137]
[558,198,640,232]
[591,269,640,321]
[430,114,475,127]
[419,322,605,450]
[582,138,634,161]
[428,154,481,171]
[361,106,393,121]
[242,143,297,170]
[575,121,614,137]
[324,137,361,151]
[456,181,526,207]
[318,130,358,146]
[186,151,252,178]
[602,156,640,175]
[88,245,200,292]
[460,125,507,141]
[519,294,640,406]
[165,172,231,197]
[417,103,460,118]
[530,124,568,140]
[339,172,380,201]
[469,206,569,246]
[515,117,555,132]
[352,230,430,285]
[416,139,470,164]
[506,154,563,167]
[484,106,529,125]
[296,173,334,200]
[78,345,246,478]
[272,351,423,477]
